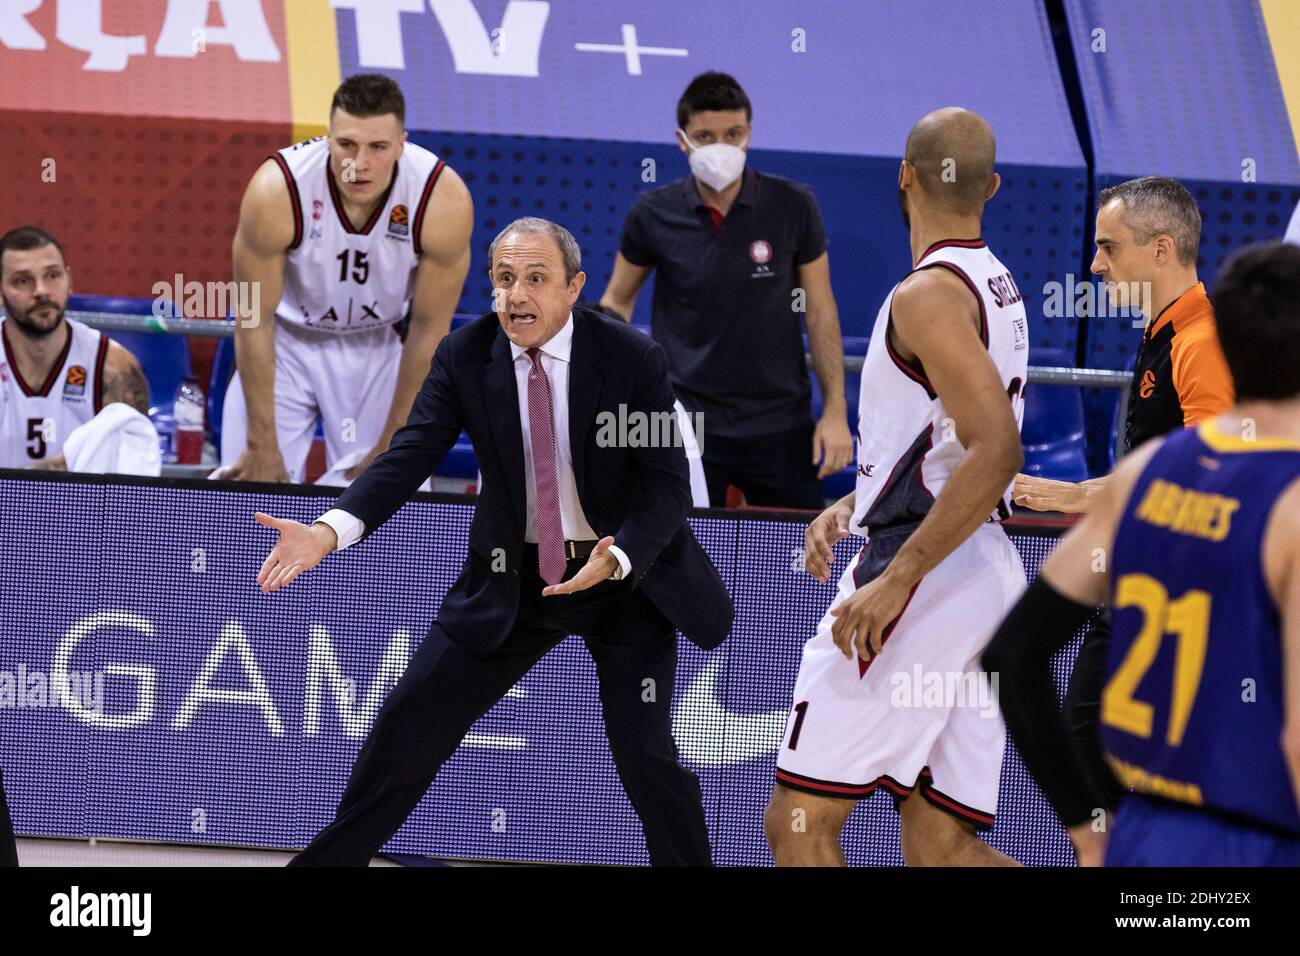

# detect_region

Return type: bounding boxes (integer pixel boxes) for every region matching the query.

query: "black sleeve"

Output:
[795,185,828,264]
[981,576,1107,828]
[0,766,17,867]
[618,201,657,267]
[333,335,464,539]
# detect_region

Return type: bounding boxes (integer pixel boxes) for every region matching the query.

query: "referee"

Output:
[1013,177,1234,810]
[601,72,853,509]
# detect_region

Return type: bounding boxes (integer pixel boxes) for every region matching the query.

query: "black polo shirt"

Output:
[619,168,828,439]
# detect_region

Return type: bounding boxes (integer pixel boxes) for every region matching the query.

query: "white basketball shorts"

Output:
[220,320,404,483]
[775,521,1027,830]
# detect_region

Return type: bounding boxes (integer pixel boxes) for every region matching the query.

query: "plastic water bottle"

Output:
[174,376,205,465]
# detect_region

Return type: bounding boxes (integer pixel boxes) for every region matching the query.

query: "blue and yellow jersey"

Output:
[1102,420,1300,835]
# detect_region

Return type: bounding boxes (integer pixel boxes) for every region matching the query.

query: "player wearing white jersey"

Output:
[0,227,149,471]
[221,74,472,483]
[765,110,1028,867]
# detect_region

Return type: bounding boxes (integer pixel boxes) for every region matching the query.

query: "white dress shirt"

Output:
[316,312,631,577]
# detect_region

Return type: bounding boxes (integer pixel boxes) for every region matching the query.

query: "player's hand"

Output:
[24,453,68,472]
[829,568,913,663]
[1012,473,1085,513]
[227,445,290,483]
[542,536,619,597]
[255,512,335,593]
[804,499,852,582]
[812,414,855,479]
[1067,821,1107,867]
[343,444,383,481]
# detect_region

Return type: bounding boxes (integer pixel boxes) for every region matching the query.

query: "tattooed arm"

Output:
[101,340,150,416]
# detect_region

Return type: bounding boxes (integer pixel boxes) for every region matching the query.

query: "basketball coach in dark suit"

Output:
[253,216,733,866]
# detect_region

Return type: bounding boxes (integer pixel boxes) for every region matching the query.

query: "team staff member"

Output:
[1011,178,1234,808]
[985,243,1300,865]
[601,72,853,509]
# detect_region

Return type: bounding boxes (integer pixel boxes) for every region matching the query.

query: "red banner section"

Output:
[0,0,291,123]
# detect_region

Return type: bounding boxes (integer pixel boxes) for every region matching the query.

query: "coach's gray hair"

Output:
[1098,177,1202,267]
[488,217,582,282]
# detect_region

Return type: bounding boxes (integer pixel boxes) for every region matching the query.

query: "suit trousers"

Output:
[290,547,711,866]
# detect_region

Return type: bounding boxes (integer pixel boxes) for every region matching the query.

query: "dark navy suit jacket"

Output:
[333,306,733,652]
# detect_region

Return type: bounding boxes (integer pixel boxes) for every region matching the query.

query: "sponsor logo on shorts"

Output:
[388,204,410,238]
[63,364,87,396]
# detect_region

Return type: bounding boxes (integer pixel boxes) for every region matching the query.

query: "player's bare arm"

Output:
[345,165,472,480]
[598,253,652,322]
[800,252,854,478]
[1263,476,1300,812]
[1013,472,1108,514]
[226,158,294,482]
[830,268,1023,662]
[101,340,150,416]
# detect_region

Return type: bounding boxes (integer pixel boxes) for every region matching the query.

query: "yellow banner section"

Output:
[285,0,341,142]
[1261,0,1300,163]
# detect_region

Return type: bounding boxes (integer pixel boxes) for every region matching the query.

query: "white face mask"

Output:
[678,128,747,192]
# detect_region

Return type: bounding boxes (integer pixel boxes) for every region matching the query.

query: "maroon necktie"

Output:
[526,348,566,585]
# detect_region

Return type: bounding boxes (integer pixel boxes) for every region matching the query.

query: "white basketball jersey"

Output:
[851,239,1029,536]
[270,137,446,335]
[0,316,109,468]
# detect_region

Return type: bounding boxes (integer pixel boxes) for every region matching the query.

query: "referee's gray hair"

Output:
[1098,177,1202,267]
[488,217,582,283]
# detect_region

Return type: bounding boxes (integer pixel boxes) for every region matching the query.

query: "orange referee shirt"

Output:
[1124,281,1235,452]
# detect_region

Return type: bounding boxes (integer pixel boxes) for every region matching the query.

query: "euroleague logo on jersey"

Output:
[388,205,410,238]
[63,365,87,398]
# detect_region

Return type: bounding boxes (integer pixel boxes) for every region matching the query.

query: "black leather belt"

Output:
[564,539,599,560]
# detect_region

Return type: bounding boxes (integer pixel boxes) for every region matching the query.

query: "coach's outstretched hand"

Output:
[254,512,337,593]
